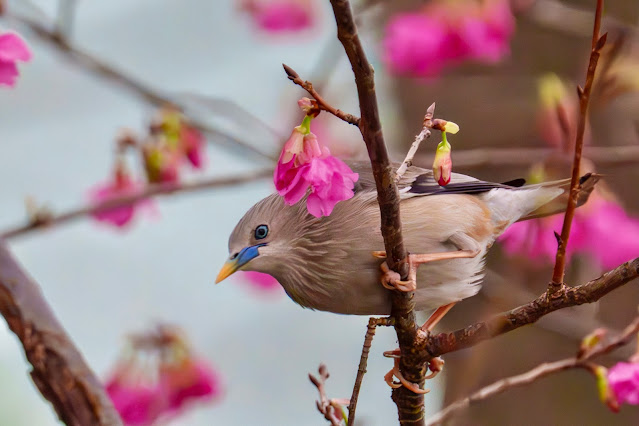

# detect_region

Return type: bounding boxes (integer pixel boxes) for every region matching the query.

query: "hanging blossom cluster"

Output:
[87,107,206,229]
[383,0,515,78]
[104,325,222,426]
[238,0,315,33]
[274,98,359,218]
[0,30,32,87]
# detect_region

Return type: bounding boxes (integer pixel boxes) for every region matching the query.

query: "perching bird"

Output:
[216,162,597,316]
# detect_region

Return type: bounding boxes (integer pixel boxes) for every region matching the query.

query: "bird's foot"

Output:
[382,351,445,393]
[378,261,415,292]
[383,357,430,394]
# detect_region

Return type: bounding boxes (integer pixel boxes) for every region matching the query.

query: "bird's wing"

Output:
[348,160,524,196]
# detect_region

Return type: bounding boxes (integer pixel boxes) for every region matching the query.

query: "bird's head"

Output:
[215,194,308,284]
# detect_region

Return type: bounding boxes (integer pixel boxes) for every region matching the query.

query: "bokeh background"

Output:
[0,0,638,425]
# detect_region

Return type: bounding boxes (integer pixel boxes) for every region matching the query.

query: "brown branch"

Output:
[5,10,276,161]
[424,257,639,357]
[1,169,272,240]
[327,1,421,424]
[282,64,361,126]
[550,0,606,288]
[0,241,122,425]
[412,145,639,170]
[348,317,393,426]
[426,315,639,425]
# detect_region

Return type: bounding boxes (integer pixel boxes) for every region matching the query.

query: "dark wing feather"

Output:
[347,160,524,196]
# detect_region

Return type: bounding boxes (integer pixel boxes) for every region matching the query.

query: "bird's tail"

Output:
[517,173,600,222]
[481,173,600,229]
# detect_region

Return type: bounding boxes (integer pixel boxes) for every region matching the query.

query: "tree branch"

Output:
[4,10,276,161]
[1,169,272,240]
[327,0,422,424]
[282,64,361,126]
[348,317,393,426]
[424,257,639,357]
[550,0,606,288]
[426,315,639,425]
[0,241,122,425]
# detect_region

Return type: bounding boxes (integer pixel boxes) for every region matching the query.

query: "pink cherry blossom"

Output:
[159,358,221,413]
[274,132,358,217]
[499,197,639,269]
[242,0,313,33]
[142,143,181,184]
[0,31,32,87]
[241,271,281,292]
[105,367,165,426]
[87,167,153,228]
[383,0,514,78]
[608,362,639,406]
[180,125,206,169]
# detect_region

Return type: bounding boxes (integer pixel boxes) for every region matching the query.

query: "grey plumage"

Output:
[222,162,597,315]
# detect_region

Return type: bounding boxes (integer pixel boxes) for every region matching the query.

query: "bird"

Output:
[216,161,597,319]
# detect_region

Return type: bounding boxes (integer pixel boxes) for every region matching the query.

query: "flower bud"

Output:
[433,137,452,186]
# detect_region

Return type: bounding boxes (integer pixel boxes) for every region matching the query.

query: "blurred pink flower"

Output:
[181,125,206,169]
[105,327,222,424]
[0,31,32,87]
[383,0,514,78]
[608,362,639,406]
[88,167,153,228]
[159,358,221,412]
[274,128,358,217]
[142,143,181,184]
[499,197,639,269]
[241,271,280,291]
[241,0,313,33]
[105,367,164,426]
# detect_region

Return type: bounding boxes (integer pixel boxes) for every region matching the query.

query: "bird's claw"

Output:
[425,357,445,380]
[378,260,416,292]
[384,358,430,394]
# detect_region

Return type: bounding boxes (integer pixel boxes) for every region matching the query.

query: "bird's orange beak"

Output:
[215,244,264,284]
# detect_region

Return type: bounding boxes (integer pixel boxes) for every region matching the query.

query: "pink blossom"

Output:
[87,167,153,228]
[499,197,639,269]
[142,143,180,184]
[180,126,206,169]
[242,0,313,33]
[608,362,639,406]
[0,31,32,87]
[241,271,281,292]
[274,136,358,217]
[383,0,514,78]
[159,358,221,413]
[105,368,165,426]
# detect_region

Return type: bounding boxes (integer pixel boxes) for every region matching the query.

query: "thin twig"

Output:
[395,104,436,183]
[426,315,639,425]
[326,0,421,424]
[550,0,606,289]
[5,10,276,161]
[348,317,393,426]
[310,364,348,426]
[1,169,272,240]
[282,64,361,126]
[0,242,123,425]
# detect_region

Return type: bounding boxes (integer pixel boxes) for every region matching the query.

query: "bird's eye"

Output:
[254,224,269,240]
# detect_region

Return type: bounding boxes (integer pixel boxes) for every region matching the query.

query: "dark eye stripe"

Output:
[254,224,269,240]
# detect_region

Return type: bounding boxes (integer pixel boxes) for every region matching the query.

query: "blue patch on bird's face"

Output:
[236,243,267,268]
